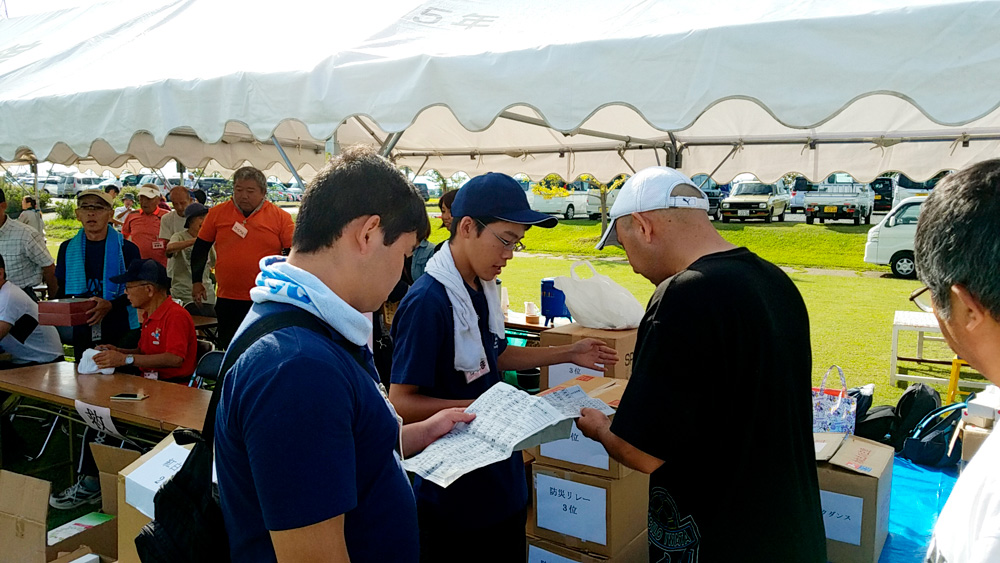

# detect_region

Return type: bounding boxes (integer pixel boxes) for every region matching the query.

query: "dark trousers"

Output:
[418,503,527,563]
[214,298,253,350]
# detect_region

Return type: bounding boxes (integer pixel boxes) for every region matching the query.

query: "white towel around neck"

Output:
[424,242,506,375]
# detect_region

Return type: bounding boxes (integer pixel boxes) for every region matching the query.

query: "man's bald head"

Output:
[169,185,192,215]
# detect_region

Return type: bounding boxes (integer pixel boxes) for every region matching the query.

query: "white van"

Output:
[863,195,926,278]
[586,185,620,219]
[530,180,589,220]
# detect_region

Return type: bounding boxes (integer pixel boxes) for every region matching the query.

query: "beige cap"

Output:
[76,189,114,207]
[137,185,161,199]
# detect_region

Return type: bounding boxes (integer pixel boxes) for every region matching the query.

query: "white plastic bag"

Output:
[553,261,645,329]
[78,348,115,375]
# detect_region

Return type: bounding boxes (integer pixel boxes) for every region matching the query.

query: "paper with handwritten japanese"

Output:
[74,400,125,439]
[401,383,614,487]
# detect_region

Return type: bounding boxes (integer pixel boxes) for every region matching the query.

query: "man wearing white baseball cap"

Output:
[579,167,826,561]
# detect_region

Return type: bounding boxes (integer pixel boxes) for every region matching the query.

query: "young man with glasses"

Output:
[388,172,618,562]
[92,258,196,382]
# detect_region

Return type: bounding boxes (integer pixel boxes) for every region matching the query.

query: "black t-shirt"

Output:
[611,247,826,563]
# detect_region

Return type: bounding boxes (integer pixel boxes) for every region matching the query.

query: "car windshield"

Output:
[732,182,773,196]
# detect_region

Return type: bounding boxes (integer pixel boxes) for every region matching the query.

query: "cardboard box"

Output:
[961,424,992,462]
[37,312,93,327]
[540,324,637,388]
[527,531,648,562]
[50,546,113,563]
[528,464,648,558]
[38,298,97,314]
[117,433,193,563]
[814,433,894,563]
[533,376,632,479]
[0,470,117,563]
[90,443,141,516]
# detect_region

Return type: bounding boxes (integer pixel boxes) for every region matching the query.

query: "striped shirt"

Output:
[0,216,54,288]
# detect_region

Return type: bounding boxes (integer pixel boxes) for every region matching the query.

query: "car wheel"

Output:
[722,216,730,223]
[865,210,872,225]
[854,215,861,225]
[778,208,785,222]
[564,205,575,220]
[764,208,772,223]
[820,217,826,224]
[890,251,918,279]
[806,215,814,225]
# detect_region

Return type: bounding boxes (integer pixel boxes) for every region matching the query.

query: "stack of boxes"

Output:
[960,388,999,464]
[527,323,648,563]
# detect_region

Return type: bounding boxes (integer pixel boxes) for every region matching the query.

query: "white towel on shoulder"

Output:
[424,242,505,375]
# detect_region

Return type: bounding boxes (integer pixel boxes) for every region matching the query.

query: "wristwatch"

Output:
[125,354,134,365]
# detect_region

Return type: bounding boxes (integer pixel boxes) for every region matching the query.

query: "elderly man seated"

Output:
[93,259,196,383]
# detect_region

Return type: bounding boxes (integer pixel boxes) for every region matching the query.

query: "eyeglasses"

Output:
[909,285,934,313]
[476,219,525,252]
[125,282,153,291]
[78,205,110,212]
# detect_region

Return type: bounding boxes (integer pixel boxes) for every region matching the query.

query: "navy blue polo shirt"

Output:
[215,302,418,563]
[391,275,528,527]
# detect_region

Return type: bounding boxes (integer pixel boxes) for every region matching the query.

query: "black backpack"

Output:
[889,383,941,451]
[134,309,327,563]
[901,402,966,467]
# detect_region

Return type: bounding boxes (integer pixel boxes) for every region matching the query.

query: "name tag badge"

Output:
[231,222,248,238]
[465,364,489,384]
[152,240,165,250]
[91,322,101,341]
[143,370,159,380]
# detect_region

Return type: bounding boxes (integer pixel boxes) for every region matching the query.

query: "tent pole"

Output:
[380,132,403,157]
[271,135,306,189]
[498,111,668,148]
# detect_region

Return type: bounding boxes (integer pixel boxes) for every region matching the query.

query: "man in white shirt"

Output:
[917,159,1000,563]
[0,190,59,300]
[0,254,64,365]
[113,193,135,229]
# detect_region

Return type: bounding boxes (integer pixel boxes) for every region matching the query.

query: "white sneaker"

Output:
[49,477,101,510]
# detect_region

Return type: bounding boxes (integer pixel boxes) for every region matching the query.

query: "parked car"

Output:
[137,174,182,196]
[586,184,620,219]
[863,195,926,278]
[803,174,875,225]
[689,174,725,220]
[720,181,790,223]
[120,173,141,187]
[531,179,589,220]
[196,178,230,201]
[412,182,430,201]
[892,172,948,207]
[54,174,104,196]
[789,177,821,213]
[870,177,895,211]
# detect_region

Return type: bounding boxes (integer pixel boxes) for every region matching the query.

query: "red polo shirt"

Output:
[139,298,197,381]
[123,207,168,266]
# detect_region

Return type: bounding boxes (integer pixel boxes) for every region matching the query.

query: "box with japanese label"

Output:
[539,324,637,388]
[814,433,894,563]
[527,531,648,563]
[531,376,632,479]
[527,464,648,558]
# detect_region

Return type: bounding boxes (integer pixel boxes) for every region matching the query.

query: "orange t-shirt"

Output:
[123,207,168,267]
[198,200,294,300]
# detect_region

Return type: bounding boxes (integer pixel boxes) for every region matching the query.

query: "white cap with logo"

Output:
[595,167,709,249]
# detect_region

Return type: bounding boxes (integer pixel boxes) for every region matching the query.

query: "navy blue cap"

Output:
[109,258,169,288]
[451,173,558,228]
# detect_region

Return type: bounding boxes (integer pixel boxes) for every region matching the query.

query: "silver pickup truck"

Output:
[804,182,875,225]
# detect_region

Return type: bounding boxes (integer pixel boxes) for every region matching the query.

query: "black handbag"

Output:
[134,308,326,563]
[901,402,966,468]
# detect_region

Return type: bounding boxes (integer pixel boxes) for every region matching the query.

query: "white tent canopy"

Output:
[2,0,999,184]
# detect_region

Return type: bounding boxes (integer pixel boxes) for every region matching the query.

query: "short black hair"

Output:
[438,189,458,211]
[293,145,430,253]
[915,160,1000,321]
[23,196,36,208]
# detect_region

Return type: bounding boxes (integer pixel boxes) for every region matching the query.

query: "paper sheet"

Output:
[74,400,124,439]
[402,383,614,487]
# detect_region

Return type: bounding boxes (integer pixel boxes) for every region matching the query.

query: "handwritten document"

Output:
[402,383,614,487]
